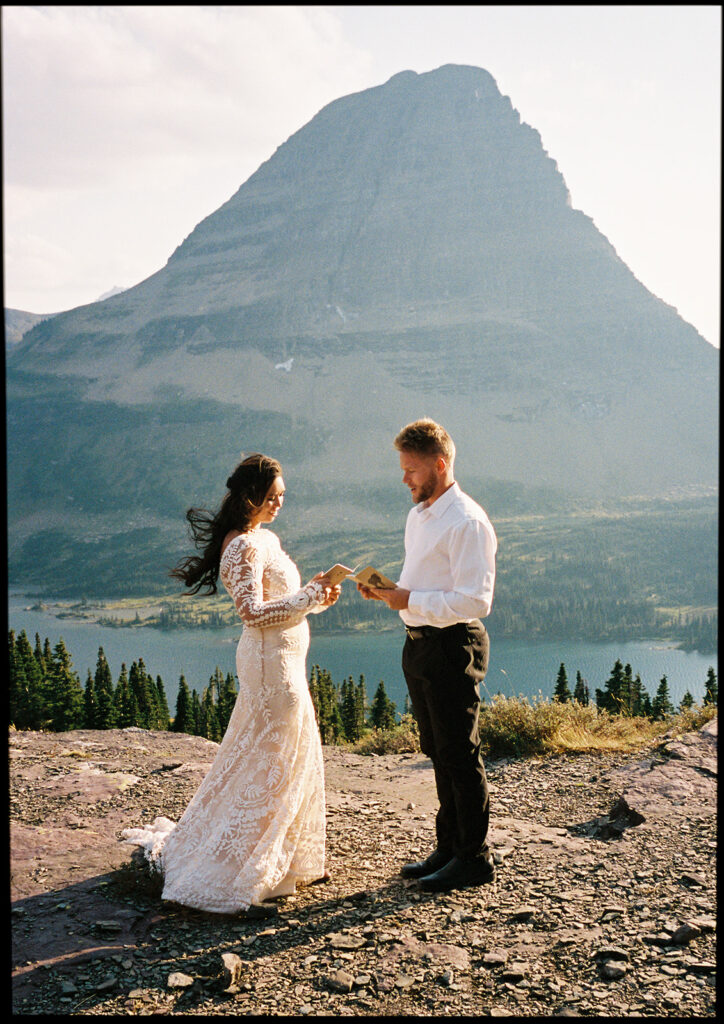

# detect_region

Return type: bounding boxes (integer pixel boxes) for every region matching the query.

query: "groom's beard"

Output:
[411,470,439,504]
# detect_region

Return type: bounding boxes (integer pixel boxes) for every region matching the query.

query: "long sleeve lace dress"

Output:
[122,528,328,913]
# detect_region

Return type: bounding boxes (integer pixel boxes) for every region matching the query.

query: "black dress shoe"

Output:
[400,849,453,879]
[417,855,496,892]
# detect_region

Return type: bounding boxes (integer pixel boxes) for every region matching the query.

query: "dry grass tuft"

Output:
[478,695,717,758]
[351,696,717,759]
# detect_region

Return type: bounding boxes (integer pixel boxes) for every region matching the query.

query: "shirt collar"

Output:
[415,481,460,520]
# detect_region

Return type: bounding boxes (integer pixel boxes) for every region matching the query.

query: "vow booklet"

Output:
[323,564,397,589]
[323,563,357,586]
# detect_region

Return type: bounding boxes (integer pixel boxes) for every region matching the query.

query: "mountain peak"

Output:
[7,65,718,588]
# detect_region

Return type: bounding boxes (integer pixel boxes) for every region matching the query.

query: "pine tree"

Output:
[199,686,221,741]
[317,669,344,744]
[155,676,171,730]
[9,631,27,728]
[47,638,84,731]
[596,659,627,714]
[620,664,634,715]
[190,689,202,735]
[143,662,162,730]
[369,681,397,731]
[20,630,48,719]
[208,666,224,704]
[629,673,649,718]
[326,681,345,744]
[94,648,116,728]
[553,663,571,702]
[340,677,361,741]
[113,664,134,728]
[308,665,321,720]
[703,667,718,706]
[9,630,19,716]
[573,670,589,706]
[172,675,195,734]
[355,675,368,736]
[679,690,695,711]
[83,670,98,729]
[33,632,47,676]
[217,672,238,734]
[127,689,141,728]
[651,675,675,721]
[308,665,348,743]
[129,659,160,729]
[640,688,653,718]
[10,630,46,729]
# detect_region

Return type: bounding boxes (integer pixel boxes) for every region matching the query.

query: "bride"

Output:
[122,453,341,913]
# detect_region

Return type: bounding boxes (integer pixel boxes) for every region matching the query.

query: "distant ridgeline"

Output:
[6,65,718,646]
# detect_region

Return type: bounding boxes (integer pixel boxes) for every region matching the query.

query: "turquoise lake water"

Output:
[8,593,716,713]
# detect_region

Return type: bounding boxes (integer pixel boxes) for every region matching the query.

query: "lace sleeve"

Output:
[221,536,325,628]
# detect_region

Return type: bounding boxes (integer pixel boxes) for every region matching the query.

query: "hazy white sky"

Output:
[2,5,720,346]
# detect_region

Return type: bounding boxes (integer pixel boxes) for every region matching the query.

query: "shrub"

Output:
[352,714,420,755]
[475,694,717,760]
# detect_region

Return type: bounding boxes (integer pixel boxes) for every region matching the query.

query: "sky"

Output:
[2,5,720,347]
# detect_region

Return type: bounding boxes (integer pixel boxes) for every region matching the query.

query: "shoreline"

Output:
[8,591,716,654]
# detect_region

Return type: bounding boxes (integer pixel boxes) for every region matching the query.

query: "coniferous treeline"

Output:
[8,629,232,740]
[551,659,718,719]
[9,630,716,743]
[307,665,399,744]
[7,630,399,743]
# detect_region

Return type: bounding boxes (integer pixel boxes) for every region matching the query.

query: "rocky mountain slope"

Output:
[6,64,718,594]
[4,308,55,350]
[10,721,717,1016]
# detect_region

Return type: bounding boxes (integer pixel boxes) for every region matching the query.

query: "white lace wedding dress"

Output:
[122,528,328,913]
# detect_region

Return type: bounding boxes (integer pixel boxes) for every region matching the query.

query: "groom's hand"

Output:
[370,585,410,610]
[357,583,383,601]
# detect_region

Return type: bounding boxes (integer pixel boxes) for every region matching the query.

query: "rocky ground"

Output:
[10,720,717,1017]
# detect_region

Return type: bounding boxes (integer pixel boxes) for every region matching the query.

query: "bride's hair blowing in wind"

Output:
[170,453,283,595]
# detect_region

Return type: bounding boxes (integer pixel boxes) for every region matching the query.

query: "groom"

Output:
[358,419,497,891]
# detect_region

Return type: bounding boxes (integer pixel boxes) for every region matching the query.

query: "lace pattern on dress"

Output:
[219,531,325,628]
[121,528,327,913]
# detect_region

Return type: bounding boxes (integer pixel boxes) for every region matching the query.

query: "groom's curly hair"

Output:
[169,453,282,595]
[394,418,455,463]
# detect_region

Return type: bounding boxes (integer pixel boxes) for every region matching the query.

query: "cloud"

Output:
[2,5,375,311]
[2,6,373,189]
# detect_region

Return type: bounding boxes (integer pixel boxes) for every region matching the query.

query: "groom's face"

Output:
[399,450,442,505]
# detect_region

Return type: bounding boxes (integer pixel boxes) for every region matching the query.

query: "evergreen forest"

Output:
[8,630,398,744]
[8,630,717,744]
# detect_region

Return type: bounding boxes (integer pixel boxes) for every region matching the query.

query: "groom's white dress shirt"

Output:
[397,482,497,629]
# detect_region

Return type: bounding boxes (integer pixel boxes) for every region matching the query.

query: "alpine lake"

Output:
[8,591,716,716]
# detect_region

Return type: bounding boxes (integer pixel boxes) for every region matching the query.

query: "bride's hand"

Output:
[321,584,341,608]
[311,573,342,608]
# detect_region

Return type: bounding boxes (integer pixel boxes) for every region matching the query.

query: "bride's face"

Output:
[249,476,285,528]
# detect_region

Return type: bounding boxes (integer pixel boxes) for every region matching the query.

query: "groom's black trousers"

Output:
[402,619,490,862]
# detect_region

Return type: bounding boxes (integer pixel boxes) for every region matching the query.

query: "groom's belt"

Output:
[404,621,475,640]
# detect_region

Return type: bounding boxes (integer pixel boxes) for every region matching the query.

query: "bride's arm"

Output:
[222,539,326,628]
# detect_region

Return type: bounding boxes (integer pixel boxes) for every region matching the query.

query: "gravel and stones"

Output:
[10,720,717,1016]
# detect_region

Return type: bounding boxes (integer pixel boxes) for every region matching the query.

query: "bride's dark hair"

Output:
[170,453,283,595]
